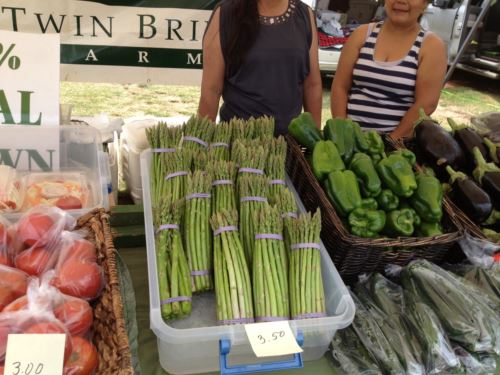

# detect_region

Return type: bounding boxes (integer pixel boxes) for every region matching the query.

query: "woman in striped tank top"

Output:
[330,0,447,139]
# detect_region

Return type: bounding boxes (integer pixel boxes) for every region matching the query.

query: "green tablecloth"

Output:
[118,247,339,375]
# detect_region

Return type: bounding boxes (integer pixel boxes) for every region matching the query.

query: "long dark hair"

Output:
[224,0,260,76]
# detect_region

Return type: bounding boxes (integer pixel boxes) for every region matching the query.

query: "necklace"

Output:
[259,0,296,25]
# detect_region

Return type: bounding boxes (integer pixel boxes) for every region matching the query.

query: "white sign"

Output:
[4,334,66,375]
[0,126,59,170]
[0,29,60,126]
[244,321,303,358]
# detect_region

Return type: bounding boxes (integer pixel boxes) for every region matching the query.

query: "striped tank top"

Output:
[347,22,427,133]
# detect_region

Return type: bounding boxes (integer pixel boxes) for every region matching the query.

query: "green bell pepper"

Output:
[365,130,385,156]
[311,140,345,181]
[325,170,362,217]
[416,221,443,237]
[391,149,416,167]
[360,198,378,210]
[349,152,382,197]
[323,118,355,163]
[370,152,386,165]
[352,121,369,152]
[288,112,322,151]
[410,170,443,223]
[348,208,386,238]
[377,153,417,197]
[406,208,421,227]
[384,209,416,237]
[376,189,399,211]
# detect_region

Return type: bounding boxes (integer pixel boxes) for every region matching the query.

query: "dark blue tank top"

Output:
[219,0,312,135]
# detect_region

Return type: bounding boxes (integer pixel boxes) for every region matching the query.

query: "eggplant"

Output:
[446,166,492,223]
[414,110,465,174]
[448,118,488,172]
[483,138,500,165]
[472,147,500,210]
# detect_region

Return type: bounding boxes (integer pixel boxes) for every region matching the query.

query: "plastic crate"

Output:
[140,150,355,375]
[1,125,109,220]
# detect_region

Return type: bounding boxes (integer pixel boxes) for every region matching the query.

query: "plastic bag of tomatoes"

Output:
[0,217,12,267]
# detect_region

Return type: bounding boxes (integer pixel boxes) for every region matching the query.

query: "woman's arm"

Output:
[303,7,323,129]
[389,34,447,139]
[330,24,367,118]
[198,7,225,121]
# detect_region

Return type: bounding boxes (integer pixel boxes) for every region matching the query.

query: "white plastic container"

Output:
[1,125,108,220]
[140,150,355,375]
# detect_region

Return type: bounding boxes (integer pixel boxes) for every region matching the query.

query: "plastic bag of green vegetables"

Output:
[402,260,500,354]
[349,291,405,375]
[355,286,425,375]
[451,264,500,310]
[331,327,382,375]
[444,346,498,375]
[403,290,460,374]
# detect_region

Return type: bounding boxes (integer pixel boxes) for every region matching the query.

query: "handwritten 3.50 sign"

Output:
[0,43,21,70]
[257,330,285,344]
[244,321,303,357]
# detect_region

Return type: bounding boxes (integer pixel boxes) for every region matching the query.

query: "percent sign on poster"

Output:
[0,43,21,70]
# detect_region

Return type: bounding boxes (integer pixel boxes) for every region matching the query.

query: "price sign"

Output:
[244,321,303,358]
[4,334,66,375]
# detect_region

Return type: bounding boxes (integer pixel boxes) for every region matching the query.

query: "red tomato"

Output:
[16,213,54,247]
[0,325,10,359]
[0,267,27,299]
[0,365,4,375]
[64,240,97,264]
[24,322,72,362]
[0,223,6,246]
[0,288,15,312]
[2,295,28,313]
[54,298,93,336]
[63,337,98,375]
[15,247,52,276]
[56,196,83,211]
[54,260,102,300]
[0,253,11,267]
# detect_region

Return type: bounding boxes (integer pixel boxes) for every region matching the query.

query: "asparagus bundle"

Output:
[193,149,208,171]
[208,160,237,213]
[182,115,214,150]
[155,199,192,320]
[266,137,287,198]
[238,174,269,264]
[184,171,213,292]
[232,140,268,195]
[163,148,193,203]
[232,118,255,141]
[253,205,289,322]
[287,210,326,320]
[211,210,253,325]
[210,121,232,160]
[146,123,183,203]
[273,188,298,250]
[254,115,275,140]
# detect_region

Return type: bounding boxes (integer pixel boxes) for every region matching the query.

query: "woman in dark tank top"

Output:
[198,0,322,135]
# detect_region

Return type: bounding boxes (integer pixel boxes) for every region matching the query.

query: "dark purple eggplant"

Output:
[483,137,500,165]
[414,110,465,173]
[448,118,488,172]
[446,165,492,223]
[472,147,500,210]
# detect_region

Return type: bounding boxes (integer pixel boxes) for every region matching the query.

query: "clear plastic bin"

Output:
[1,125,109,220]
[140,150,355,375]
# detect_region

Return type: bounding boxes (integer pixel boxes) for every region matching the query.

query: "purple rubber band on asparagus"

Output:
[211,142,229,148]
[165,171,188,180]
[255,233,283,241]
[161,296,192,305]
[190,270,211,276]
[183,136,208,148]
[291,242,321,250]
[152,147,176,153]
[214,225,238,236]
[156,224,179,233]
[212,179,233,186]
[293,312,327,319]
[256,316,288,322]
[238,167,264,175]
[269,179,286,185]
[240,196,268,203]
[281,212,298,219]
[219,318,255,325]
[185,193,211,201]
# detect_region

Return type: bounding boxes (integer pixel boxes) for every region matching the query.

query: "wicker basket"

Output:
[285,135,462,283]
[76,209,134,375]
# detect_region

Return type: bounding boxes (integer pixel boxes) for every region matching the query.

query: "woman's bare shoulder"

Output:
[421,32,446,52]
